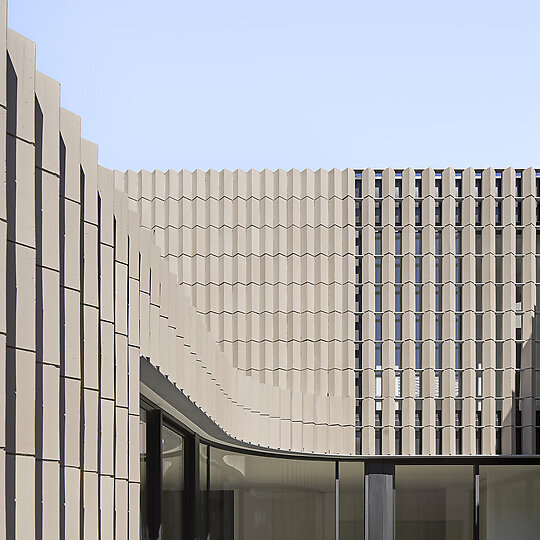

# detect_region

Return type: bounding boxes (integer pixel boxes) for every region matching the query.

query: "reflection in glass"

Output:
[162,426,184,539]
[200,444,209,540]
[140,413,149,540]
[395,465,473,540]
[209,448,335,540]
[480,466,540,540]
[339,462,364,540]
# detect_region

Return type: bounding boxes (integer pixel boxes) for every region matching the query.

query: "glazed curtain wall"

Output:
[139,410,540,540]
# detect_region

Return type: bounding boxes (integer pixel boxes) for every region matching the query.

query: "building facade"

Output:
[1,2,539,539]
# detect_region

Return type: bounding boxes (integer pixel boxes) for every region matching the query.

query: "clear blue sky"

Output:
[8,0,540,172]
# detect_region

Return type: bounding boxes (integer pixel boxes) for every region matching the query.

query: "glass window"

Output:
[455,230,462,255]
[435,178,442,198]
[395,201,402,225]
[415,287,422,312]
[395,230,402,255]
[415,344,421,369]
[395,285,402,312]
[475,201,482,225]
[140,413,149,540]
[415,315,422,341]
[435,286,442,311]
[496,176,502,197]
[455,202,462,226]
[375,177,382,198]
[415,231,422,255]
[200,444,209,539]
[209,448,336,540]
[396,257,402,283]
[375,315,382,341]
[435,202,442,225]
[355,200,362,225]
[395,179,402,198]
[415,202,422,226]
[339,463,364,540]
[375,201,382,226]
[395,465,474,540]
[455,258,462,283]
[162,426,185,539]
[375,231,382,255]
[395,315,402,341]
[395,343,402,369]
[480,466,540,540]
[415,257,422,283]
[476,176,482,197]
[375,285,382,312]
[375,373,382,397]
[415,177,422,198]
[435,230,442,255]
[355,177,362,198]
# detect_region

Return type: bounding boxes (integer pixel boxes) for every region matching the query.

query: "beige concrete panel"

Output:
[6,30,35,142]
[83,305,99,389]
[100,244,114,323]
[64,466,81,538]
[15,454,35,538]
[42,267,60,366]
[34,72,60,175]
[128,413,139,483]
[100,398,114,476]
[100,474,114,540]
[60,108,81,202]
[0,336,4,449]
[10,138,35,247]
[116,406,128,480]
[0,221,4,336]
[114,193,129,264]
[128,481,140,540]
[81,139,99,226]
[83,222,99,307]
[42,459,60,539]
[64,377,80,467]
[149,303,160,370]
[98,166,114,247]
[139,292,150,358]
[42,363,60,460]
[127,212,140,280]
[115,262,128,336]
[101,321,115,399]
[128,345,140,415]
[64,287,81,378]
[115,479,128,540]
[83,471,99,539]
[84,388,99,472]
[41,170,60,270]
[11,348,35,453]
[0,108,5,219]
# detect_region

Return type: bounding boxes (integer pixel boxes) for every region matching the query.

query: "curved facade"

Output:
[1,2,540,539]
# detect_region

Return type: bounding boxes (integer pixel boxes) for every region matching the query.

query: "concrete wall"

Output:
[0,4,355,539]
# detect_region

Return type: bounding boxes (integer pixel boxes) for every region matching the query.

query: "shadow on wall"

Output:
[5,52,17,540]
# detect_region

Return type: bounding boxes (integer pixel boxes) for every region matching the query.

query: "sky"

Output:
[7,0,540,173]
